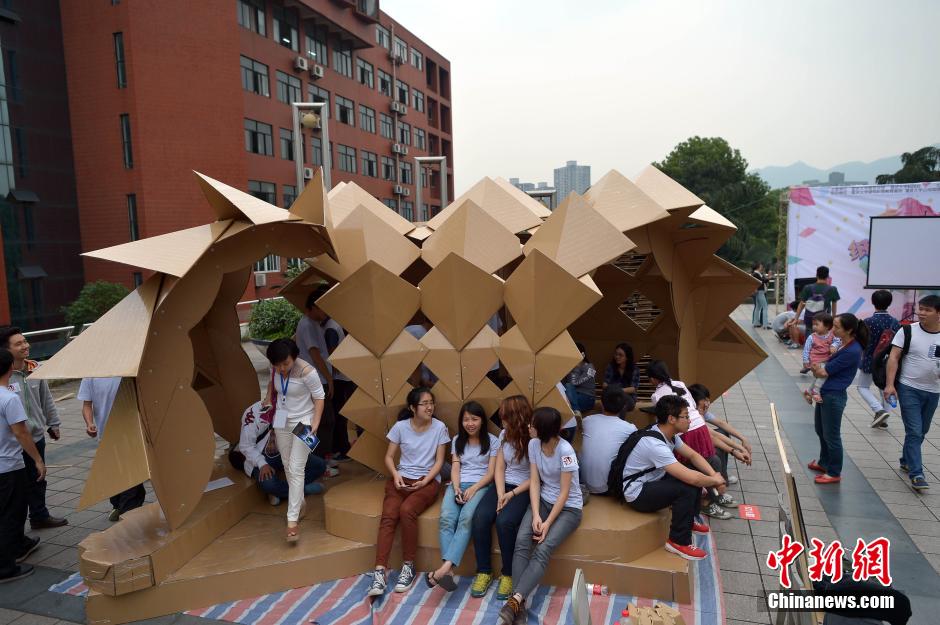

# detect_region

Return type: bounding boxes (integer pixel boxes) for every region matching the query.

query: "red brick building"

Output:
[60,0,453,297]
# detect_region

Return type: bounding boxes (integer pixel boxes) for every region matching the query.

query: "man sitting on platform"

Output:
[235,401,327,505]
[579,384,636,495]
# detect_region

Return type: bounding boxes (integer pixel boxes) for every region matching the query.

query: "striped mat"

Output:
[50,533,723,625]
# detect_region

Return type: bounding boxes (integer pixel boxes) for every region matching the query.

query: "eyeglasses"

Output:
[416,401,435,407]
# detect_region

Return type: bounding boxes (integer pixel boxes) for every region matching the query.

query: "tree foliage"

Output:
[248,297,301,341]
[653,136,778,269]
[62,280,130,326]
[876,146,940,184]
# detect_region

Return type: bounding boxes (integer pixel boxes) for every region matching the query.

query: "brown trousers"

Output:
[375,476,440,568]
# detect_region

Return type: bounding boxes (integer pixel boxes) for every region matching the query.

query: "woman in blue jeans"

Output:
[808,313,867,484]
[469,395,533,600]
[427,401,497,591]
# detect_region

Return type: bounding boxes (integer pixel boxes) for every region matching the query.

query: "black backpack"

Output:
[607,426,667,503]
[872,325,911,390]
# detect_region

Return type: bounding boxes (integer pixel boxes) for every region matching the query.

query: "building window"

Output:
[400,162,413,185]
[381,156,396,181]
[280,128,294,160]
[253,254,280,273]
[248,180,276,204]
[119,114,133,168]
[133,272,143,287]
[356,58,374,88]
[127,194,139,241]
[305,24,328,65]
[308,85,329,118]
[395,79,409,105]
[376,24,390,49]
[237,0,265,36]
[361,151,377,177]
[382,198,397,210]
[393,36,407,62]
[379,113,393,139]
[412,89,425,113]
[397,122,411,145]
[272,5,298,51]
[337,145,356,173]
[311,136,322,166]
[276,70,302,104]
[359,104,376,133]
[335,95,354,125]
[414,128,426,151]
[378,69,392,97]
[401,200,414,221]
[113,33,127,88]
[410,48,423,70]
[332,40,352,78]
[12,128,26,178]
[420,167,428,189]
[240,55,269,96]
[244,119,274,156]
[283,184,296,208]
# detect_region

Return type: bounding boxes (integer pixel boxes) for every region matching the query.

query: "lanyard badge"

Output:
[274,368,291,429]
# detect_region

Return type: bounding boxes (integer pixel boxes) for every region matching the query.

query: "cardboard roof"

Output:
[195,172,300,225]
[29,274,162,379]
[427,177,544,234]
[523,192,635,278]
[631,165,704,212]
[420,200,522,274]
[316,261,420,357]
[288,168,329,226]
[418,253,504,350]
[419,327,462,399]
[83,221,232,277]
[584,169,671,233]
[503,249,602,352]
[329,334,384,403]
[326,181,415,235]
[379,330,428,404]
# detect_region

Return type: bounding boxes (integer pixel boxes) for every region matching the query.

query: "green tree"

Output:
[248,297,301,341]
[653,136,777,268]
[875,146,940,184]
[62,280,130,326]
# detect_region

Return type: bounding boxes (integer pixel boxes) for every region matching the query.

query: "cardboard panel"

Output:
[339,389,389,438]
[496,326,536,400]
[195,172,301,225]
[418,253,504,350]
[420,200,522,273]
[458,325,499,397]
[535,384,574,421]
[329,335,383,403]
[533,331,582,403]
[430,381,462,434]
[348,430,390,475]
[288,167,329,226]
[419,327,462,399]
[278,265,326,312]
[492,176,553,218]
[503,250,603,352]
[407,225,433,241]
[326,181,414,235]
[316,261,420,357]
[466,377,503,432]
[631,165,704,212]
[427,177,544,234]
[379,330,428,404]
[523,193,635,277]
[696,319,767,397]
[77,380,151,511]
[583,169,671,233]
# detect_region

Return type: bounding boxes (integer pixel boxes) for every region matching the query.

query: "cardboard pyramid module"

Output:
[426,176,545,234]
[420,199,522,274]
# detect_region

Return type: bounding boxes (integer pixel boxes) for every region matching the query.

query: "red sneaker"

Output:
[807,460,825,473]
[814,474,841,484]
[665,540,707,561]
[691,521,710,535]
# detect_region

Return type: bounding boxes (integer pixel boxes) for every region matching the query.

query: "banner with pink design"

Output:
[786,182,940,320]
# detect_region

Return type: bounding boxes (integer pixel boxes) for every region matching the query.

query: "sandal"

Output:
[286,524,299,543]
[425,571,457,592]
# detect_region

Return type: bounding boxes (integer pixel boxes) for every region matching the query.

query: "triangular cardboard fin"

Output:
[430,381,462,434]
[632,165,704,212]
[492,176,553,218]
[427,177,543,234]
[348,430,391,475]
[584,169,671,233]
[379,331,428,403]
[496,326,536,400]
[327,181,414,235]
[459,325,499,397]
[341,388,391,438]
[420,327,462,399]
[533,331,582,403]
[289,168,329,226]
[329,335,383,403]
[421,200,522,274]
[195,171,299,225]
[688,204,735,229]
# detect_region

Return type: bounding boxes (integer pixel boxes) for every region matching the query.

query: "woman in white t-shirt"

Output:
[426,401,498,591]
[470,395,533,600]
[497,407,583,625]
[367,387,450,598]
[263,339,325,543]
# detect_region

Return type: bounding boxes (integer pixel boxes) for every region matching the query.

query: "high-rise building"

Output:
[553,160,590,202]
[0,1,84,329]
[60,0,453,299]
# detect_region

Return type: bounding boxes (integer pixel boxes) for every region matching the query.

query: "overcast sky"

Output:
[383,0,940,195]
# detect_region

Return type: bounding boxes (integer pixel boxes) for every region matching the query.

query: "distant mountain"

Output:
[754,144,940,189]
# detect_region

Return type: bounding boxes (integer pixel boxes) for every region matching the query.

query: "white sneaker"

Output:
[727,475,738,485]
[324,466,340,478]
[267,494,281,506]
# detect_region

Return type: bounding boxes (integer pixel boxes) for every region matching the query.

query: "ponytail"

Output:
[647,360,686,396]
[836,313,869,350]
[397,386,434,421]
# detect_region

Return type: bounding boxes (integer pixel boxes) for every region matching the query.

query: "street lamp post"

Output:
[291,101,331,193]
[414,155,448,221]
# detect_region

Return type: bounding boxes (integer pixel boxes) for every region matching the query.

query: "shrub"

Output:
[62,280,130,326]
[248,298,301,341]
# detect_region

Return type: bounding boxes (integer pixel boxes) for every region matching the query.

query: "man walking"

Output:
[0,327,67,529]
[788,266,840,337]
[0,347,45,583]
[884,295,940,491]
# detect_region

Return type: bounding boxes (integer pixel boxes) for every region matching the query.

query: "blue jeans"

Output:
[752,290,768,326]
[250,452,326,499]
[563,383,595,412]
[814,390,847,477]
[897,382,939,479]
[439,482,490,566]
[471,482,530,576]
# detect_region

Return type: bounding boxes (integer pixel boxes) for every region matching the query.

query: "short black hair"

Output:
[266,338,300,365]
[688,383,710,406]
[871,290,892,311]
[812,311,834,329]
[532,406,562,443]
[0,326,22,349]
[305,283,331,310]
[601,383,625,414]
[919,294,940,312]
[0,348,13,377]
[816,265,829,280]
[655,395,688,424]
[789,300,800,311]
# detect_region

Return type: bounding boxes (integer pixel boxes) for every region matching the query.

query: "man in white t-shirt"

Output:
[622,395,724,561]
[580,384,636,494]
[884,295,940,491]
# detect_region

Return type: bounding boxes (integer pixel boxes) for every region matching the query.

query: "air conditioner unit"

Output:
[401,188,411,197]
[254,272,267,287]
[303,167,314,180]
[388,51,404,65]
[294,56,309,71]
[392,143,408,155]
[309,64,325,79]
[391,101,407,115]
[393,185,405,195]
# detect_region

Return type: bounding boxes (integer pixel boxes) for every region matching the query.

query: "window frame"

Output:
[275,70,302,104]
[113,32,127,88]
[337,144,357,173]
[361,151,378,177]
[244,118,274,156]
[240,55,270,97]
[376,24,390,49]
[119,113,133,169]
[272,5,299,51]
[335,95,354,126]
[332,39,353,78]
[359,104,376,133]
[377,69,392,97]
[356,57,374,89]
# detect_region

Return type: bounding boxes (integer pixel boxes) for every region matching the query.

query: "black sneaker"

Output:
[871,411,890,428]
[911,476,930,491]
[900,463,911,473]
[15,537,40,564]
[0,564,34,584]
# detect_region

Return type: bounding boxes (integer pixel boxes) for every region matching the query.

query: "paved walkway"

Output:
[1,312,938,624]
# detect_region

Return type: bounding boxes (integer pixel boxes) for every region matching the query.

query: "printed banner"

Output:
[786,182,940,320]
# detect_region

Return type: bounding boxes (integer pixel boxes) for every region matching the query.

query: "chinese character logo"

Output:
[766,534,805,588]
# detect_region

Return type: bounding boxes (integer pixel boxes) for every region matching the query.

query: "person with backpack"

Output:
[787,266,840,336]
[883,294,940,491]
[610,395,724,561]
[579,384,636,495]
[859,290,901,428]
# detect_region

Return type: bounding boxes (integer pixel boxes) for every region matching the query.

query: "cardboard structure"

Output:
[33,167,764,622]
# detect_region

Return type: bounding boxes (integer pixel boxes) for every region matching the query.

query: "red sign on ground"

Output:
[739,504,762,520]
